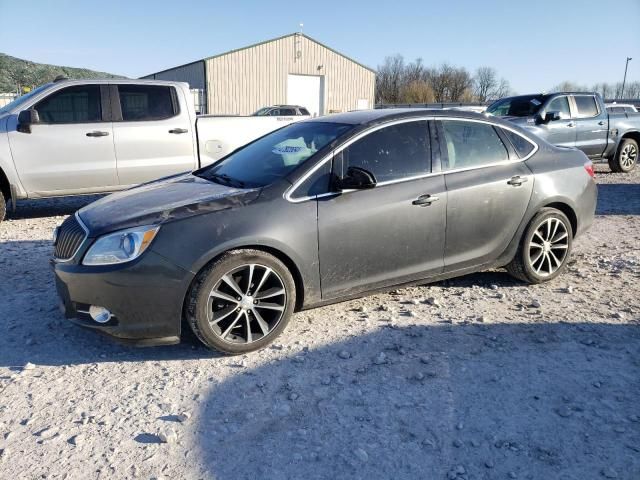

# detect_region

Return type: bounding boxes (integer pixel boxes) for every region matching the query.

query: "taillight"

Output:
[584,162,595,178]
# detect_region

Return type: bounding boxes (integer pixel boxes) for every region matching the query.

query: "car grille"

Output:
[54,215,87,261]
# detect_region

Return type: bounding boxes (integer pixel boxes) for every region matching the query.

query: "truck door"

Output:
[571,95,608,158]
[539,95,576,148]
[7,84,119,196]
[112,84,196,186]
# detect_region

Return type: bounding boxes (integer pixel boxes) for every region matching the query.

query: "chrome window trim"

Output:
[284,116,538,204]
[54,212,89,263]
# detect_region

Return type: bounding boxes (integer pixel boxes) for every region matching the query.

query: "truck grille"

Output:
[54,215,87,261]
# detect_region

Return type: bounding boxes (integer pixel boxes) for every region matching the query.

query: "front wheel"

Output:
[609,138,638,173]
[186,249,296,354]
[0,194,6,223]
[507,208,573,284]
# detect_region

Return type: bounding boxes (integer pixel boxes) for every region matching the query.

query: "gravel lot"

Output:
[1,165,639,480]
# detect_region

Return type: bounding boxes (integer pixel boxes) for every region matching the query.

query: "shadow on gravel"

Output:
[6,194,105,220]
[596,183,640,215]
[195,322,640,480]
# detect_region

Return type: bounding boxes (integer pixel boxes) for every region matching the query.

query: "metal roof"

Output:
[141,32,376,78]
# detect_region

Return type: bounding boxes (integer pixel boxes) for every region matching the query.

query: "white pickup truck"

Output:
[0,78,309,222]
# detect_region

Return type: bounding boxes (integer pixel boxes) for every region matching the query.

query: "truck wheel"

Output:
[609,138,638,173]
[186,249,296,354]
[0,194,6,223]
[507,208,573,284]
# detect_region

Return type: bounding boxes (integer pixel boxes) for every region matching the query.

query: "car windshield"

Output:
[253,107,272,116]
[487,95,546,117]
[197,121,353,188]
[0,84,52,115]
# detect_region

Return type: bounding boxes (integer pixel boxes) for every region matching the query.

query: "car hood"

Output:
[78,172,262,236]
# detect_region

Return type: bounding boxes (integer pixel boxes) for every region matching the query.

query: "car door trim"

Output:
[284,116,538,204]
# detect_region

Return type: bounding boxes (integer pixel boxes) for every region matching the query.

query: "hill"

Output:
[0,52,126,93]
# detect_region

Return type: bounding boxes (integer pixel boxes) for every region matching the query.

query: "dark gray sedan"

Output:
[52,109,597,354]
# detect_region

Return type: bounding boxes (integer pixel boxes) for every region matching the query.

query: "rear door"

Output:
[571,94,608,158]
[437,119,535,272]
[112,84,196,186]
[317,119,446,299]
[7,84,118,195]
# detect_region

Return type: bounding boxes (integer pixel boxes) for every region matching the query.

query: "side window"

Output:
[118,85,176,121]
[440,120,508,171]
[546,96,571,119]
[34,85,102,124]
[342,121,430,183]
[573,96,599,118]
[501,128,535,158]
[289,161,332,200]
[280,108,296,116]
[299,108,310,116]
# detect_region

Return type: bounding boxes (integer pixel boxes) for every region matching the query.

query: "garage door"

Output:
[287,74,324,117]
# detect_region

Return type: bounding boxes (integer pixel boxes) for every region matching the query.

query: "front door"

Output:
[437,119,534,271]
[318,120,446,299]
[539,95,576,148]
[112,84,196,186]
[571,94,608,158]
[7,84,118,196]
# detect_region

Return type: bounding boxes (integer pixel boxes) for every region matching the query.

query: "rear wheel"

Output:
[507,208,573,284]
[609,138,638,173]
[186,249,296,354]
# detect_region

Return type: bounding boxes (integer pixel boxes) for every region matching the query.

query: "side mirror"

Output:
[17,109,40,133]
[336,166,377,190]
[543,111,562,123]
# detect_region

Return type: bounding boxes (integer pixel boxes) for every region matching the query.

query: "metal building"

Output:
[141,33,375,116]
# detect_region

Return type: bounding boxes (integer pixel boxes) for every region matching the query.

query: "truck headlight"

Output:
[82,226,160,266]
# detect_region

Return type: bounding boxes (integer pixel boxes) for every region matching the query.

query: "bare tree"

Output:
[473,67,498,102]
[375,54,405,104]
[401,80,434,103]
[493,78,511,100]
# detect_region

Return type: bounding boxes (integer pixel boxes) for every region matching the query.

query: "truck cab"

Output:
[487,92,640,172]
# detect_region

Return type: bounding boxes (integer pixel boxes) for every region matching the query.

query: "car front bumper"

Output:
[52,250,194,346]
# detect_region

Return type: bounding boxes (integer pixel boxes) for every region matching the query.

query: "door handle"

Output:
[507,176,528,186]
[169,128,188,134]
[86,131,109,137]
[412,194,439,206]
[598,121,606,126]
[566,122,575,128]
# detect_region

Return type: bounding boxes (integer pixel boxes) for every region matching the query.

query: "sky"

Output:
[1,0,639,94]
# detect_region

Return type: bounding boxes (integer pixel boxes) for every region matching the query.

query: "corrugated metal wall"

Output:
[141,61,206,90]
[204,34,375,115]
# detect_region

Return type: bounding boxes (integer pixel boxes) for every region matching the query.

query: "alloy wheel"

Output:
[620,143,637,170]
[528,217,569,277]
[207,264,287,344]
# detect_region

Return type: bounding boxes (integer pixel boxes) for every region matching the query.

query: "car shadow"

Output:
[596,183,640,215]
[193,321,640,480]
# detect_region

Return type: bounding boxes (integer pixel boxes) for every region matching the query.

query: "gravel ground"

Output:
[1,164,639,480]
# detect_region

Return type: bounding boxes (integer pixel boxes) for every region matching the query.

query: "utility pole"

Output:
[621,57,632,99]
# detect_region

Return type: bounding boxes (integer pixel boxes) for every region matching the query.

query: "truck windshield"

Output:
[486,95,546,117]
[197,121,353,188]
[0,84,51,115]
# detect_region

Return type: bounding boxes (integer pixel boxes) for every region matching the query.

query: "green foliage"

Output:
[0,52,125,93]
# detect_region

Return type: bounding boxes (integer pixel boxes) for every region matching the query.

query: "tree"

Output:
[473,67,498,102]
[375,54,405,104]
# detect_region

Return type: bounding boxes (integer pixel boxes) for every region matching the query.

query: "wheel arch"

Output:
[615,131,640,156]
[0,167,10,202]
[542,201,578,237]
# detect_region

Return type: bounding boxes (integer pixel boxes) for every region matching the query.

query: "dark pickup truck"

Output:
[487,92,640,172]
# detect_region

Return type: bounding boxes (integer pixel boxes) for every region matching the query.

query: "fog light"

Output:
[89,305,112,324]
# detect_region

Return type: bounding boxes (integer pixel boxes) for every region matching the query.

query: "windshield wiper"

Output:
[206,173,246,188]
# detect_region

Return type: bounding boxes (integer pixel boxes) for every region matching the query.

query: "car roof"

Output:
[307,108,501,126]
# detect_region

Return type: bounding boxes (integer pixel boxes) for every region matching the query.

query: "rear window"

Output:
[118,85,176,121]
[574,96,599,118]
[501,128,535,158]
[299,108,310,116]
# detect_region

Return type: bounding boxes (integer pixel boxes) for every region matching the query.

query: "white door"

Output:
[113,84,196,186]
[7,84,119,196]
[287,74,324,117]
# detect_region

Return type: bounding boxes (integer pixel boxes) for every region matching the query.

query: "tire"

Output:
[186,249,296,354]
[609,138,638,173]
[507,208,573,284]
[0,194,6,223]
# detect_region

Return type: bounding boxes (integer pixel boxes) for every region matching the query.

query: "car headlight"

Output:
[82,225,160,266]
